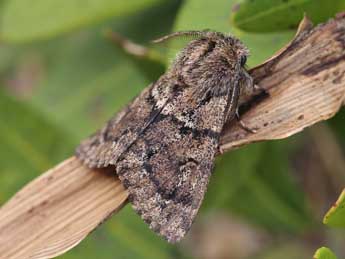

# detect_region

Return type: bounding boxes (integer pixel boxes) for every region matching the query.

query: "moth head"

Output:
[201,30,250,68]
[154,30,249,67]
[154,31,252,92]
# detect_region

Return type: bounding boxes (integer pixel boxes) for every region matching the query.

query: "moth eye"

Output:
[240,55,247,66]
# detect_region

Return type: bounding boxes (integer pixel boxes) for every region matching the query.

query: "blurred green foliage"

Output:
[314,247,338,259]
[232,0,345,32]
[316,189,345,258]
[324,189,345,228]
[0,0,162,42]
[0,0,344,258]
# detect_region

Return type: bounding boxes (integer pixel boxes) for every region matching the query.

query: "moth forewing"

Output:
[76,30,253,242]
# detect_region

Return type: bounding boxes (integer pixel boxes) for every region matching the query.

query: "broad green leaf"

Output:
[324,189,345,227]
[174,0,294,66]
[314,247,338,259]
[0,89,74,202]
[0,0,164,43]
[28,0,180,139]
[33,48,150,138]
[232,0,345,32]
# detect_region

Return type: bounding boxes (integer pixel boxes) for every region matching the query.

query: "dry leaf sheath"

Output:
[0,14,344,259]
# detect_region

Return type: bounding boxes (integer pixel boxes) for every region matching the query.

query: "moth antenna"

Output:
[151,30,210,44]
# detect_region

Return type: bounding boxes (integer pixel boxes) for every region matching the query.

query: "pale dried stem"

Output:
[1,14,345,259]
[0,158,128,259]
[105,29,149,57]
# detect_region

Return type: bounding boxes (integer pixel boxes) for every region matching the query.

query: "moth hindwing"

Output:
[76,30,254,243]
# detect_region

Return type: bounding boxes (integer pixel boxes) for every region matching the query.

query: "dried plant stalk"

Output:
[220,14,345,150]
[0,14,345,259]
[0,158,128,259]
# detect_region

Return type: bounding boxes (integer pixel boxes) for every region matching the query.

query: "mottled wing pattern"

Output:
[115,80,236,242]
[76,76,173,168]
[76,33,247,242]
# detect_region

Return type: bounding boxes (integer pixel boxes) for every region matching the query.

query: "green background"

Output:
[0,0,344,258]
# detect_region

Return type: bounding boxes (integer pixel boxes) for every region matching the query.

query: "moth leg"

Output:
[235,109,257,133]
[253,83,265,93]
[218,145,225,155]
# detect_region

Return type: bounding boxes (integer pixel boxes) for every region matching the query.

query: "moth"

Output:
[76,30,255,243]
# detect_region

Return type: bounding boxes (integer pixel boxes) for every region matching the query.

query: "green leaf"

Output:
[314,247,338,259]
[0,0,164,43]
[174,0,294,66]
[324,189,345,227]
[27,1,180,139]
[232,0,345,33]
[33,47,150,138]
[0,89,74,202]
